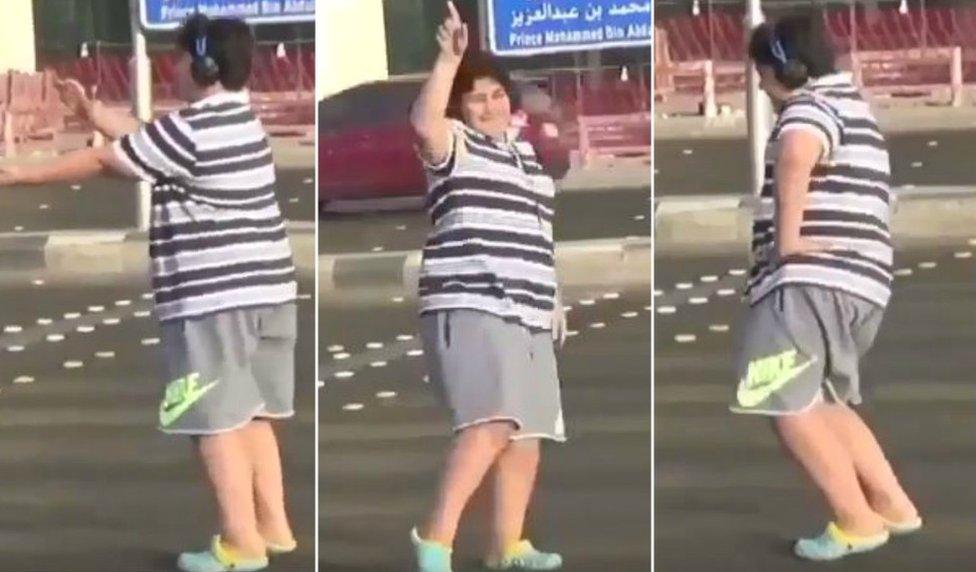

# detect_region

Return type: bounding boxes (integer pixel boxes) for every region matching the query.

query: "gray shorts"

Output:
[731,285,884,415]
[420,309,566,442]
[158,303,297,435]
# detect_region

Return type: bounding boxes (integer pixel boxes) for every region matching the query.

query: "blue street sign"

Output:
[140,0,315,30]
[487,0,652,56]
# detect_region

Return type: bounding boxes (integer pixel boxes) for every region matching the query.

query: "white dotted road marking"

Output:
[590,322,607,329]
[102,318,120,326]
[342,403,364,411]
[367,342,384,349]
[288,197,299,203]
[392,296,405,303]
[407,349,424,357]
[3,325,22,333]
[115,300,131,306]
[88,305,105,313]
[134,310,151,318]
[327,345,345,353]
[7,345,24,352]
[603,292,621,300]
[370,361,388,368]
[633,214,646,221]
[621,311,639,318]
[46,334,65,343]
[657,306,677,314]
[64,312,81,320]
[675,334,697,343]
[71,184,83,190]
[37,318,53,325]
[298,293,313,300]
[689,297,708,305]
[701,275,718,283]
[928,140,939,147]
[333,353,351,360]
[316,380,325,388]
[894,268,913,277]
[396,334,414,341]
[566,330,580,337]
[141,293,153,300]
[32,279,44,286]
[335,371,355,379]
[653,290,663,297]
[77,325,95,333]
[717,289,736,297]
[918,261,937,269]
[954,251,972,259]
[579,299,596,306]
[13,375,34,384]
[376,391,397,399]
[911,161,923,168]
[39,204,49,210]
[303,177,313,185]
[676,282,693,290]
[63,360,84,369]
[95,351,115,359]
[709,324,730,333]
[140,338,160,346]
[682,149,694,155]
[728,268,746,276]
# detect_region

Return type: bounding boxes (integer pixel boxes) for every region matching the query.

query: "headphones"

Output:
[188,14,220,86]
[768,27,809,89]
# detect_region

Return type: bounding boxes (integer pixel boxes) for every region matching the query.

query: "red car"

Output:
[318,75,571,209]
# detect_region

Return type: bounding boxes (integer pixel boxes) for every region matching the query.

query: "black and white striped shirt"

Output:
[419,120,557,330]
[113,91,296,322]
[747,73,893,308]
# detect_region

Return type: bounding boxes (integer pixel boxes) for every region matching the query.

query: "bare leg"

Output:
[488,439,541,560]
[773,407,885,536]
[422,422,515,546]
[194,431,267,557]
[240,420,296,547]
[820,404,918,522]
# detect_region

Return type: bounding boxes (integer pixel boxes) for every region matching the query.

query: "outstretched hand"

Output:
[0,165,24,186]
[436,1,468,63]
[55,78,91,117]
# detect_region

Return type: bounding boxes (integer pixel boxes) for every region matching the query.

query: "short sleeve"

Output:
[777,97,842,160]
[419,119,464,178]
[112,110,197,183]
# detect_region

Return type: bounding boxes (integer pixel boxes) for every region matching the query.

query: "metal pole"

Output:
[920,0,928,50]
[128,0,151,231]
[746,0,772,196]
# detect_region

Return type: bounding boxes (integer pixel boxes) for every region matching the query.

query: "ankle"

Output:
[221,532,267,558]
[835,513,886,537]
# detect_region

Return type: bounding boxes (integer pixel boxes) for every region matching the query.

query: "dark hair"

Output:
[177,15,254,90]
[447,52,519,119]
[748,14,835,89]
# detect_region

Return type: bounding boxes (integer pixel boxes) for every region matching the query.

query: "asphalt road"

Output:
[318,284,652,570]
[0,168,315,232]
[656,240,976,570]
[0,274,316,571]
[656,130,976,196]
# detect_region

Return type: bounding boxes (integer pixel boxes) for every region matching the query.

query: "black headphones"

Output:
[769,27,809,89]
[188,14,220,86]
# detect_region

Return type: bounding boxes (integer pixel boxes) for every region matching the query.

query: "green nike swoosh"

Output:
[159,379,219,428]
[736,357,816,408]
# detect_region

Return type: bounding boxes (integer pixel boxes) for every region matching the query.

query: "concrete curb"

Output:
[655,186,976,255]
[0,221,316,283]
[318,236,651,294]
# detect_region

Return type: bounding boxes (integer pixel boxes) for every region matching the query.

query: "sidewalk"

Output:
[655,186,976,255]
[656,100,976,141]
[0,128,314,169]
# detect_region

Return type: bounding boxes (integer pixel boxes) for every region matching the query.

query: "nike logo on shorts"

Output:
[159,372,219,427]
[736,349,816,408]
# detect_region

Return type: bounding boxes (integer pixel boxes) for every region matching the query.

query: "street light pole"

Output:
[745,0,772,196]
[128,0,151,231]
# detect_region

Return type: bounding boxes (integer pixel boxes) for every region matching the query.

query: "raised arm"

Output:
[410,1,468,166]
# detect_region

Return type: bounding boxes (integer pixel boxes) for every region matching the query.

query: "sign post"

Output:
[745,0,772,197]
[130,0,153,231]
[486,0,652,57]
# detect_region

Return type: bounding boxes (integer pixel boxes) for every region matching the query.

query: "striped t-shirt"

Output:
[113,90,297,322]
[418,119,557,330]
[747,73,893,308]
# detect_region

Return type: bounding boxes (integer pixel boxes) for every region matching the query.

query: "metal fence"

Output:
[656,1,976,107]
